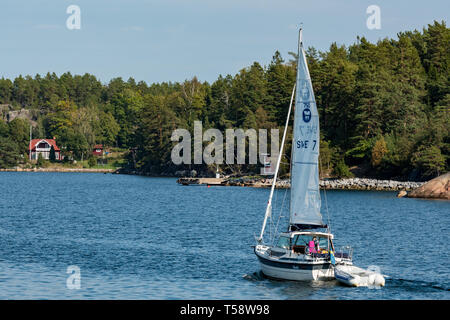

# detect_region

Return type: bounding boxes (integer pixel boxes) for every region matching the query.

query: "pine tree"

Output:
[49,145,56,162]
[371,136,388,167]
[412,145,446,179]
[37,152,44,167]
[265,51,296,124]
[0,137,20,168]
[229,62,267,127]
[316,43,358,148]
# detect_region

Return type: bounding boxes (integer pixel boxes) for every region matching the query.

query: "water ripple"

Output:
[0,173,448,299]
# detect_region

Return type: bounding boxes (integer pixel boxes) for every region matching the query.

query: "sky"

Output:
[0,0,448,84]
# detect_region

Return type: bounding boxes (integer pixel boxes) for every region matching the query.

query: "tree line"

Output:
[0,21,448,180]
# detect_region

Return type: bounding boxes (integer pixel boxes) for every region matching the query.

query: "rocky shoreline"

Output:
[405,172,450,200]
[224,177,424,191]
[179,176,424,191]
[4,165,444,195]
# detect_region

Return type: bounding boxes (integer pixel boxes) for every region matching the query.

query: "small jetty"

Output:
[177,177,224,186]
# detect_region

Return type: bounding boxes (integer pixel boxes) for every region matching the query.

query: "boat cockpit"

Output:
[275,231,334,256]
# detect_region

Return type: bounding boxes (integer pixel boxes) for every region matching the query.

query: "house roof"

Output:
[93,144,103,149]
[29,139,60,151]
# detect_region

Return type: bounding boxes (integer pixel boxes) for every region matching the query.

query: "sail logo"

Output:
[302,105,311,123]
[300,81,310,100]
[299,80,312,123]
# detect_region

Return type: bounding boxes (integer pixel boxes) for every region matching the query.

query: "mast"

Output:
[298,27,303,54]
[258,84,296,242]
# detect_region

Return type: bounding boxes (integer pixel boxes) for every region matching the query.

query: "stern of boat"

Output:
[254,244,334,281]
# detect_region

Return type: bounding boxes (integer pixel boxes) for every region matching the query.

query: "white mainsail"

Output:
[289,29,324,227]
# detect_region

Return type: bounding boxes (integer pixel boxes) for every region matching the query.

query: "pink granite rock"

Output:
[408,172,450,200]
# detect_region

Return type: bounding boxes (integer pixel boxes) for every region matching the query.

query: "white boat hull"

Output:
[255,246,334,281]
[259,260,334,281]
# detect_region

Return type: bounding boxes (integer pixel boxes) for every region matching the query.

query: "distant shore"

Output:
[0,168,425,192]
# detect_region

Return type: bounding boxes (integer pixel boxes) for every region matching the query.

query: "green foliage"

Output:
[0,137,20,168]
[46,100,76,135]
[0,21,447,179]
[97,111,120,146]
[411,145,446,179]
[316,43,358,148]
[110,88,144,147]
[265,51,296,124]
[345,137,376,162]
[380,133,414,177]
[88,156,97,168]
[319,139,335,174]
[0,119,9,136]
[49,145,56,162]
[371,136,388,167]
[36,153,44,167]
[8,118,29,151]
[133,93,181,173]
[333,159,354,178]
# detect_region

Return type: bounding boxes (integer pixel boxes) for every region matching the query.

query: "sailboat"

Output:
[254,27,353,281]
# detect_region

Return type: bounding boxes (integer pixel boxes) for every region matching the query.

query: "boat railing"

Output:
[335,245,353,261]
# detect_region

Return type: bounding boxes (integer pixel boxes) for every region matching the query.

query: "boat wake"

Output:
[388,278,449,292]
[242,271,266,282]
[244,271,449,292]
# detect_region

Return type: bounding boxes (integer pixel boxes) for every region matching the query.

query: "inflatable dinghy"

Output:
[334,265,385,287]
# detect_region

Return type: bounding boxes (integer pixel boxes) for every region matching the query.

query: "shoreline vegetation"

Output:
[0,21,448,182]
[0,149,126,173]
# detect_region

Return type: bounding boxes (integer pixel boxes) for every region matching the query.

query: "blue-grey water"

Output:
[0,172,448,299]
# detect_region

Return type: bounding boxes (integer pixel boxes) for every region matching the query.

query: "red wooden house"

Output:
[29,139,61,160]
[92,144,104,156]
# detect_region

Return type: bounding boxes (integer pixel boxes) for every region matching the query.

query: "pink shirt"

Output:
[308,240,317,253]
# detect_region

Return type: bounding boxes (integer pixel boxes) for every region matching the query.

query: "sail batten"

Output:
[289,28,323,228]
